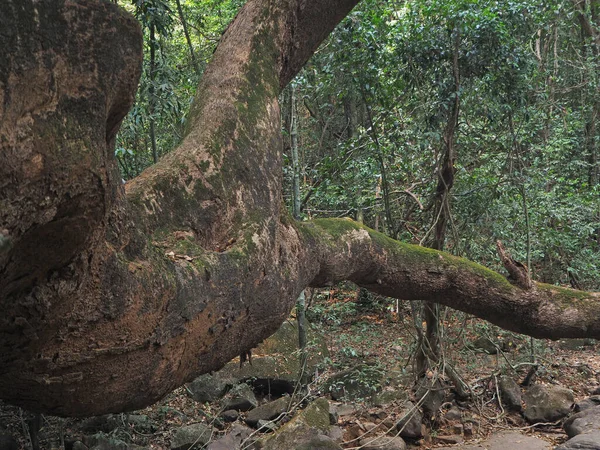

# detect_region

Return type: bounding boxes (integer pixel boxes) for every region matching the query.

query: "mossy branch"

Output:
[298,218,600,340]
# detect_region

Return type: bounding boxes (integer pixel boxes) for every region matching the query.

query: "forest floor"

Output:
[1,285,599,449]
[302,286,600,448]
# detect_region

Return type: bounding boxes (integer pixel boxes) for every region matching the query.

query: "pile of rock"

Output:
[556,390,600,450]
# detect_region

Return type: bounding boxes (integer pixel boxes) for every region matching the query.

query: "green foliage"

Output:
[306,297,358,327]
[339,346,359,359]
[282,0,600,289]
[132,0,174,34]
[115,0,244,179]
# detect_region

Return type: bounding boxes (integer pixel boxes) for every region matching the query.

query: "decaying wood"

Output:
[496,240,532,289]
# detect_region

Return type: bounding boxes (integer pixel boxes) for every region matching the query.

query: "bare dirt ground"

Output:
[1,286,599,449]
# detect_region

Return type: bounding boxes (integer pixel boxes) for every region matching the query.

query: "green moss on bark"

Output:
[304,218,514,291]
[537,283,598,312]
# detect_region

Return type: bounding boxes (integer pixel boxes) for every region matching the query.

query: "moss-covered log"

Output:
[0,0,598,417]
[301,219,600,339]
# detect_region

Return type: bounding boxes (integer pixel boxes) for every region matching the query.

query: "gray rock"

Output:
[435,435,464,445]
[156,407,188,422]
[79,413,154,436]
[220,409,239,422]
[259,398,332,450]
[295,434,342,450]
[379,365,413,393]
[555,431,600,450]
[206,423,252,450]
[557,404,600,448]
[372,388,409,407]
[222,383,258,412]
[125,414,155,433]
[171,423,214,450]
[558,339,595,350]
[256,420,278,433]
[359,436,406,450]
[246,396,290,427]
[372,410,388,420]
[498,375,522,411]
[372,365,412,407]
[84,433,128,450]
[328,426,344,441]
[523,384,574,423]
[79,416,117,433]
[564,405,600,438]
[415,378,446,419]
[362,421,377,433]
[444,406,462,421]
[395,401,423,439]
[575,396,600,413]
[72,442,88,450]
[436,431,552,450]
[470,336,499,354]
[187,374,231,403]
[329,408,339,425]
[381,418,395,432]
[332,403,355,417]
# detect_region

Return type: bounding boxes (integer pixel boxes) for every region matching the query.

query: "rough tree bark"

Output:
[0,0,599,417]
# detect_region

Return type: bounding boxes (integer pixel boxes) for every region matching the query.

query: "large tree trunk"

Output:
[1,0,599,418]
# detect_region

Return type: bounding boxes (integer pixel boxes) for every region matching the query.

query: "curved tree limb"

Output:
[0,0,598,418]
[301,219,600,340]
[0,0,361,417]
